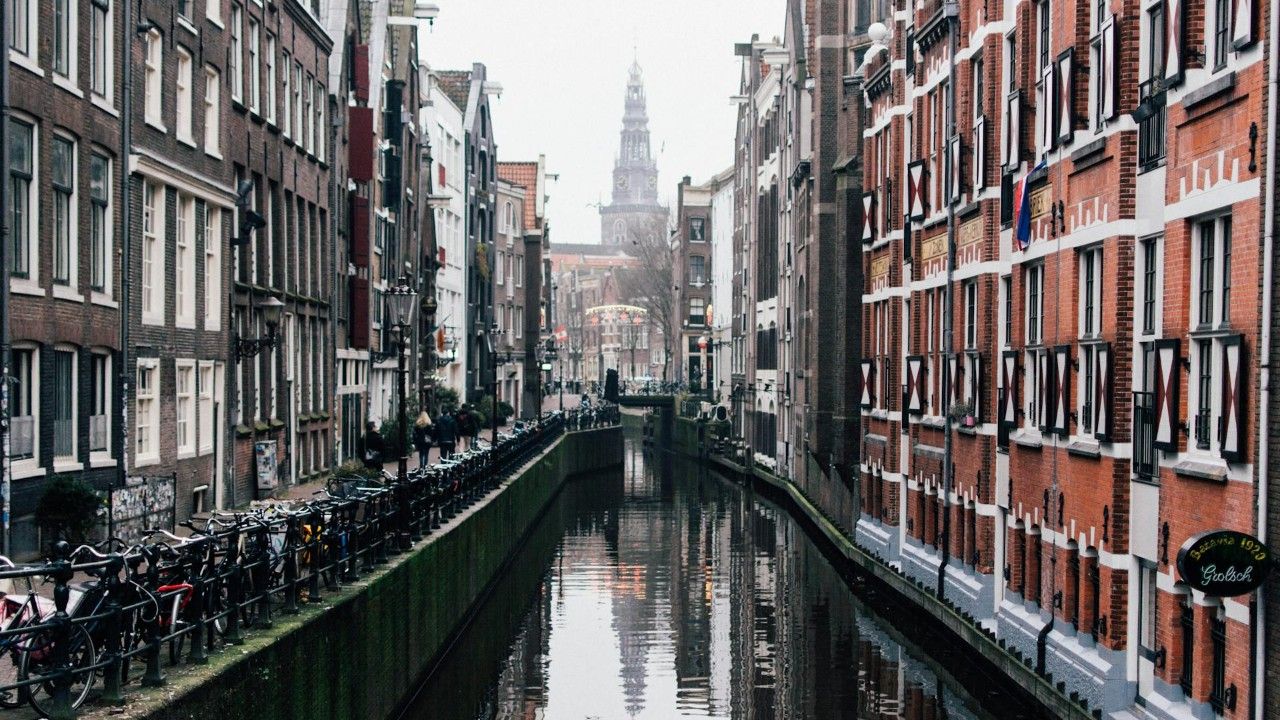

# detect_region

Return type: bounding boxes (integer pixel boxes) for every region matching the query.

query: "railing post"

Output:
[100,554,126,705]
[308,509,324,600]
[224,528,245,645]
[282,516,300,615]
[186,574,209,664]
[44,542,77,720]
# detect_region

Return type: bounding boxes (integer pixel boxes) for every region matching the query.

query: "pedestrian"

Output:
[435,411,458,459]
[361,420,385,472]
[412,412,433,468]
[456,405,476,452]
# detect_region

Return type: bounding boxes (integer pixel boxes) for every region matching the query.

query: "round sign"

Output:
[1176,530,1273,597]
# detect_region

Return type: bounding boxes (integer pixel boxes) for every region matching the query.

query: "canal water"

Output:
[400,434,1047,719]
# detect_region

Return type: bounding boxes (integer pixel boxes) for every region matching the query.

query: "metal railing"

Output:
[1138,78,1166,171]
[0,409,619,718]
[1132,391,1158,480]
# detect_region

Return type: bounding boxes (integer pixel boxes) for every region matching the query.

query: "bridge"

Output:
[616,393,675,408]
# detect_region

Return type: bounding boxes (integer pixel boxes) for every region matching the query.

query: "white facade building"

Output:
[710,169,734,416]
[424,71,469,402]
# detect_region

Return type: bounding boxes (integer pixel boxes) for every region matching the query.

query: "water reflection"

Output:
[401,437,1044,719]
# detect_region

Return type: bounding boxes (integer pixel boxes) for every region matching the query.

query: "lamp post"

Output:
[385,278,417,487]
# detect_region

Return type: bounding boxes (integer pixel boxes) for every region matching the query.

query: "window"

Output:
[689,297,706,326]
[515,254,523,287]
[972,56,985,119]
[1147,2,1166,80]
[496,251,505,285]
[90,154,110,293]
[1195,217,1232,329]
[176,194,196,326]
[207,0,221,23]
[144,29,163,127]
[177,0,192,19]
[690,255,706,285]
[51,137,74,286]
[53,349,75,460]
[1080,247,1102,338]
[964,281,978,348]
[265,34,276,123]
[136,359,159,462]
[10,348,35,462]
[247,19,260,112]
[281,51,292,137]
[293,63,304,138]
[53,0,72,78]
[199,363,214,454]
[315,81,325,161]
[1141,237,1159,335]
[7,120,32,281]
[205,207,221,330]
[1209,615,1228,713]
[1037,0,1051,71]
[230,5,243,101]
[176,361,195,455]
[304,73,314,153]
[142,182,165,324]
[89,353,110,454]
[1002,276,1013,347]
[1025,264,1044,345]
[690,217,706,242]
[1213,0,1230,69]
[8,0,32,57]
[204,66,221,154]
[91,0,111,99]
[176,49,194,143]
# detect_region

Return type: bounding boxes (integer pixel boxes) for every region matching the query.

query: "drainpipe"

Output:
[1252,1,1278,716]
[117,0,135,497]
[938,0,959,600]
[0,0,10,554]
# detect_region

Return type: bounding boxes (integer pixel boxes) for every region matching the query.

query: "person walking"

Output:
[412,412,433,468]
[361,420,385,472]
[456,405,476,451]
[435,411,458,459]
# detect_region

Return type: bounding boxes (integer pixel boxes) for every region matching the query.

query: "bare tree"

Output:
[615,217,676,381]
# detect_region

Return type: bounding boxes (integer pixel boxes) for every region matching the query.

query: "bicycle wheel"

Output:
[21,624,96,715]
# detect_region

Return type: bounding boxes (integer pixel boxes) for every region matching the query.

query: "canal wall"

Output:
[667,416,1094,720]
[88,426,624,720]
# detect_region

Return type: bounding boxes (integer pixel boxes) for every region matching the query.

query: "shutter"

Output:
[1165,0,1185,86]
[860,359,875,408]
[1001,350,1018,425]
[1004,91,1022,169]
[862,192,875,242]
[907,355,925,415]
[1101,18,1119,119]
[1053,345,1071,436]
[948,136,963,205]
[1233,0,1256,48]
[353,44,370,104]
[348,107,374,182]
[349,276,370,349]
[1153,338,1181,451]
[1094,343,1113,441]
[906,29,916,76]
[967,352,983,420]
[972,116,986,191]
[1040,63,1056,153]
[1057,49,1074,146]
[350,195,370,267]
[1219,335,1245,462]
[1038,350,1051,431]
[908,160,927,219]
[946,354,960,413]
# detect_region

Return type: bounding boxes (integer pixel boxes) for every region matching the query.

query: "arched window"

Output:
[613,220,626,244]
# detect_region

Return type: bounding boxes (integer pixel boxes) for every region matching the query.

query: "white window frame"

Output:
[247,18,260,113]
[176,48,194,144]
[304,73,314,153]
[1025,263,1044,346]
[176,193,196,327]
[89,152,112,300]
[207,0,223,24]
[7,0,38,70]
[52,0,77,86]
[51,346,78,467]
[176,360,196,457]
[293,63,303,137]
[7,117,37,290]
[265,33,276,124]
[144,29,164,130]
[10,346,38,477]
[90,0,113,104]
[964,280,978,349]
[315,80,325,162]
[142,181,166,325]
[1192,215,1232,331]
[516,254,524,288]
[1024,347,1048,432]
[204,66,221,156]
[230,5,243,101]
[135,358,160,466]
[281,50,291,137]
[89,351,113,464]
[1079,246,1103,339]
[51,134,77,291]
[205,206,221,331]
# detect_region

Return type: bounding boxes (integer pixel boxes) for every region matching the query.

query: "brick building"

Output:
[497,159,551,418]
[673,175,713,389]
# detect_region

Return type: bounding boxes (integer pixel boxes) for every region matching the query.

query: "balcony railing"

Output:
[1193,412,1212,450]
[10,416,33,459]
[89,414,109,452]
[1138,78,1167,171]
[1132,391,1158,480]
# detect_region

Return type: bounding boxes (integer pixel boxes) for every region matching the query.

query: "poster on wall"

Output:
[255,440,279,492]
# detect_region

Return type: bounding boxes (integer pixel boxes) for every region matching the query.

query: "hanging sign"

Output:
[1176,530,1273,596]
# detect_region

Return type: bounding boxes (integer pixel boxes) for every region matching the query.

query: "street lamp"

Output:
[234,296,285,359]
[385,278,417,481]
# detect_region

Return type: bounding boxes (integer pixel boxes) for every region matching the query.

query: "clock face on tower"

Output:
[616,176,629,190]
[647,176,657,189]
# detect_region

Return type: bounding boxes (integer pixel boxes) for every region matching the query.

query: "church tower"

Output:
[601,61,668,247]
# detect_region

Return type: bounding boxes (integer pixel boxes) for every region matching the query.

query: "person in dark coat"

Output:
[456,405,477,451]
[412,412,433,468]
[362,421,385,471]
[434,412,458,460]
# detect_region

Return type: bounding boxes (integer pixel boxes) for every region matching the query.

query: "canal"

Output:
[399,433,1047,719]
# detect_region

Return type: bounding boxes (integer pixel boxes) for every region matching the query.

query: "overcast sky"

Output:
[419,0,783,246]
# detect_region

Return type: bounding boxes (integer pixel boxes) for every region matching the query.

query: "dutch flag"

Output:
[1014,158,1048,251]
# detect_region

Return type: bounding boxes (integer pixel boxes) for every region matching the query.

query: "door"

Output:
[1136,561,1158,703]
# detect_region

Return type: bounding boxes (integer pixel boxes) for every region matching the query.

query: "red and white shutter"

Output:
[1094,343,1113,441]
[967,352,983,420]
[1233,0,1256,48]
[1219,335,1245,462]
[1101,18,1119,120]
[1153,339,1181,451]
[1037,350,1051,430]
[907,355,925,415]
[972,117,986,192]
[907,160,927,220]
[1165,0,1185,86]
[946,354,961,411]
[862,192,875,242]
[860,359,875,408]
[1001,351,1018,425]
[1004,91,1021,169]
[1053,346,1071,436]
[1056,49,1074,146]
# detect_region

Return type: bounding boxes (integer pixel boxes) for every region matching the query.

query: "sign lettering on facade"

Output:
[871,256,891,281]
[921,235,947,261]
[1176,529,1273,596]
[1030,186,1051,219]
[959,217,983,246]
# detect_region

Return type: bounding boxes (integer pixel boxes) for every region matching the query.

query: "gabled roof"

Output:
[435,70,472,111]
[497,161,540,229]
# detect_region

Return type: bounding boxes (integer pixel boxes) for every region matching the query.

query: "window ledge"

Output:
[205,148,223,161]
[177,135,197,149]
[1011,430,1044,449]
[141,313,165,326]
[144,118,168,134]
[1067,438,1102,458]
[11,462,44,480]
[90,95,119,117]
[175,319,197,331]
[51,75,84,99]
[9,53,43,78]
[134,455,160,468]
[90,292,118,309]
[53,460,83,474]
[1172,457,1228,482]
[176,450,197,461]
[51,285,83,303]
[89,456,116,469]
[206,15,225,30]
[1182,71,1236,111]
[10,279,43,297]
[919,416,947,430]
[176,16,199,36]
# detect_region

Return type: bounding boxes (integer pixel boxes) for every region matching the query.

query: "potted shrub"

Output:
[948,400,976,427]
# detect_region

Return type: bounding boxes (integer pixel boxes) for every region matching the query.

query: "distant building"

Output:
[599,62,667,248]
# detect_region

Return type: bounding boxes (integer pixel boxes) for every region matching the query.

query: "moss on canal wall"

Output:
[90,427,623,720]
